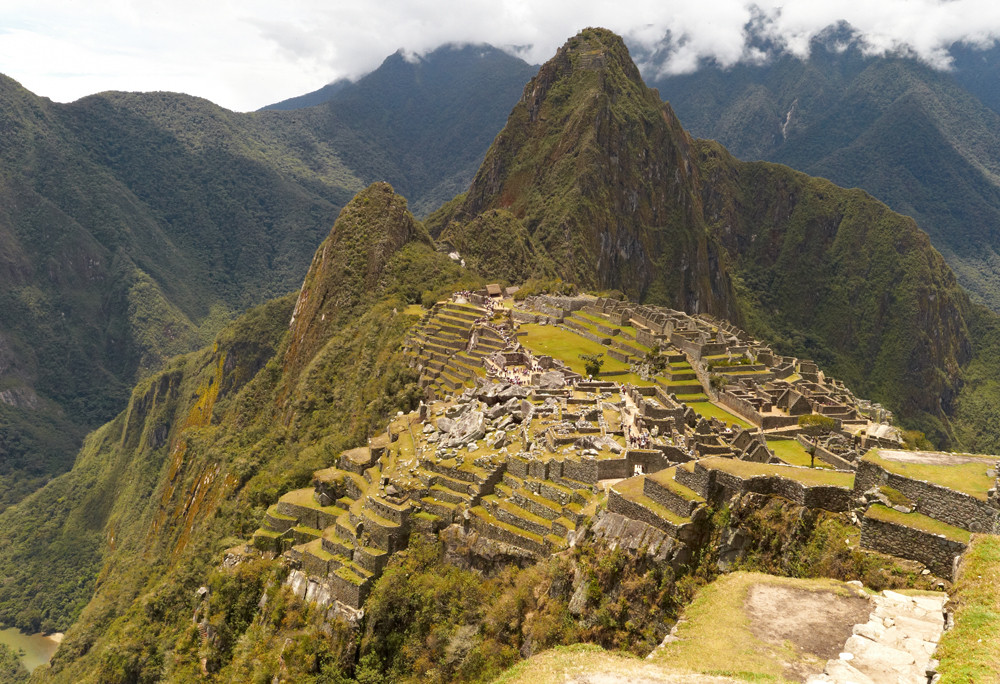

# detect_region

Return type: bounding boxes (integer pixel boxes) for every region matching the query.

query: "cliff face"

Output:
[457,28,735,316]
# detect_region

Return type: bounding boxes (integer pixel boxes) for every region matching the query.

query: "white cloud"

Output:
[2,0,1000,111]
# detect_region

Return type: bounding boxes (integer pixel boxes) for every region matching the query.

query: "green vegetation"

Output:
[936,535,1000,682]
[865,505,972,543]
[0,643,29,683]
[579,353,605,378]
[863,450,996,500]
[766,439,832,469]
[686,401,753,429]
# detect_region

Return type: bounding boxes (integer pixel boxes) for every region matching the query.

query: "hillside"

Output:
[0,47,531,508]
[647,37,1000,312]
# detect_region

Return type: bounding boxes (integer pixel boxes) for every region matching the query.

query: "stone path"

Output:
[808,589,948,684]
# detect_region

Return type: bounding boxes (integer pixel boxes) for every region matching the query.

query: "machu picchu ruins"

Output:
[250,284,1000,681]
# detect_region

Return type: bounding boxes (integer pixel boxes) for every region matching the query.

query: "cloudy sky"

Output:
[3,0,1000,111]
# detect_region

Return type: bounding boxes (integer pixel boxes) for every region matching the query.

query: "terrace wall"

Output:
[854,460,1000,533]
[860,515,965,580]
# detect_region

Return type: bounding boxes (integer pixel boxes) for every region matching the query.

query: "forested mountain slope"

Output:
[647,37,1000,311]
[0,46,531,507]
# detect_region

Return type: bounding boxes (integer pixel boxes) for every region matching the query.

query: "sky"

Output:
[3,0,1000,112]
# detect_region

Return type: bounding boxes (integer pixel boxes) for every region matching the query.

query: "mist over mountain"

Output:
[642,33,1000,311]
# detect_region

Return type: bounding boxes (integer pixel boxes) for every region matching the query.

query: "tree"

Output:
[579,353,604,378]
[798,414,836,467]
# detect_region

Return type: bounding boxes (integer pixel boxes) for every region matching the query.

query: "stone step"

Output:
[289,525,323,546]
[420,496,459,523]
[321,527,355,558]
[264,505,298,533]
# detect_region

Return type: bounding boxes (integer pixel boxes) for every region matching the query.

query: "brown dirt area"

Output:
[744,584,871,679]
[877,449,995,466]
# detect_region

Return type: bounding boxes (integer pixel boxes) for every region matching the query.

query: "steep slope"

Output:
[440,30,735,315]
[446,28,981,445]
[0,184,463,676]
[648,40,1000,311]
[0,45,530,507]
[0,75,359,507]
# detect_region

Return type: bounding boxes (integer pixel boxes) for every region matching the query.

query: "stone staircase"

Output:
[404,300,494,399]
[808,589,948,684]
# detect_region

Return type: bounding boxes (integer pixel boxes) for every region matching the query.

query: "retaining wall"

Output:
[854,460,1000,533]
[860,515,966,580]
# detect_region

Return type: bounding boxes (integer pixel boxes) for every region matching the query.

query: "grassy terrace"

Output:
[646,466,704,502]
[865,504,971,543]
[699,456,854,488]
[651,572,863,679]
[612,476,687,525]
[864,450,996,501]
[935,535,1000,681]
[688,401,752,429]
[767,438,833,469]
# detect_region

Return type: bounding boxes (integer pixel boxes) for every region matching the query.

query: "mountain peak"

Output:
[453,27,731,314]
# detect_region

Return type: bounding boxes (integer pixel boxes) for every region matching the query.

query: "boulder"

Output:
[538,371,566,388]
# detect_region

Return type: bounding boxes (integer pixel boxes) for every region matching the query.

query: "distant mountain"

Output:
[644,38,1000,311]
[0,45,533,507]
[259,77,351,110]
[276,44,538,216]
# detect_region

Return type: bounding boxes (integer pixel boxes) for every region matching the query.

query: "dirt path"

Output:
[744,584,871,680]
[877,449,995,466]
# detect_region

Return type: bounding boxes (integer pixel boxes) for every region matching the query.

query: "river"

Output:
[0,628,61,673]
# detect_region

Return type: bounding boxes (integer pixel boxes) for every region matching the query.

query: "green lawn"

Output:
[686,401,753,429]
[864,450,995,501]
[767,438,833,469]
[519,324,629,375]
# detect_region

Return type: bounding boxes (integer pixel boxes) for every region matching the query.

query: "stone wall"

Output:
[860,515,965,580]
[697,462,852,512]
[718,392,763,427]
[643,477,701,517]
[607,488,693,541]
[468,514,548,556]
[329,571,368,609]
[854,460,1000,533]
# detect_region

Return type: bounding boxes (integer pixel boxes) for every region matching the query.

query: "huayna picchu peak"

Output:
[3,24,1000,684]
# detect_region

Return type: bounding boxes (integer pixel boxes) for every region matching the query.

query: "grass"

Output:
[612,476,688,525]
[518,323,629,375]
[767,439,833,469]
[646,466,705,502]
[650,572,859,679]
[865,450,996,500]
[699,456,855,488]
[687,401,753,429]
[935,535,1000,682]
[865,504,971,543]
